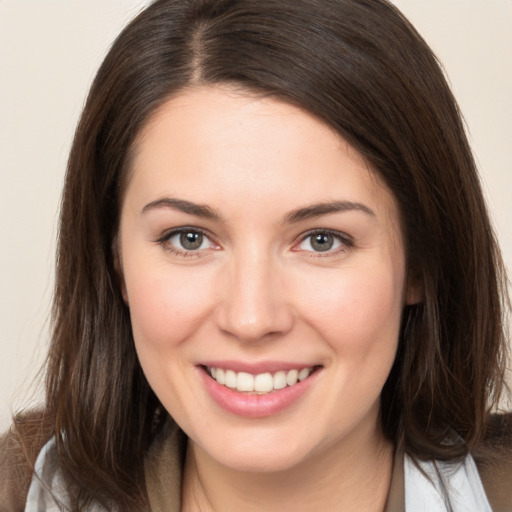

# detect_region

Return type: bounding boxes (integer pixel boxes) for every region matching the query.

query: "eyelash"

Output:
[155,227,353,258]
[155,227,216,258]
[293,229,353,258]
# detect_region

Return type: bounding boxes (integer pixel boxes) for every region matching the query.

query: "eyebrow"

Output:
[142,197,375,223]
[284,201,375,223]
[142,197,222,221]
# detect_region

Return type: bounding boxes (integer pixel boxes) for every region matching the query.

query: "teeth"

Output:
[254,372,274,393]
[298,368,310,381]
[215,368,225,385]
[207,366,315,394]
[273,371,287,390]
[225,370,237,389]
[237,372,254,392]
[286,369,298,386]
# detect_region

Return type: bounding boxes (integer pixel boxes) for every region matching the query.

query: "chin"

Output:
[193,427,321,474]
[212,447,307,474]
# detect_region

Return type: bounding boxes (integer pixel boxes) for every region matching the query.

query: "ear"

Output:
[112,236,129,305]
[404,269,423,305]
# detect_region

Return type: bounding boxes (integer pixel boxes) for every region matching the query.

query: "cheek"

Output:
[124,264,215,350]
[294,261,405,354]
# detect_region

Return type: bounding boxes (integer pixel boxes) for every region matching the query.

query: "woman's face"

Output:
[118,86,414,472]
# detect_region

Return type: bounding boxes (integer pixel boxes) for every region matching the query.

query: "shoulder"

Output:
[473,412,512,512]
[0,410,53,512]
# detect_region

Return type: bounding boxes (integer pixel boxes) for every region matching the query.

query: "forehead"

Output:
[125,86,400,233]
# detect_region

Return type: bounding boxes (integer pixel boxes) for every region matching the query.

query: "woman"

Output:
[1,0,511,510]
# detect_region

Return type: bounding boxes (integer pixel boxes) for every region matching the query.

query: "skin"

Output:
[117,86,417,511]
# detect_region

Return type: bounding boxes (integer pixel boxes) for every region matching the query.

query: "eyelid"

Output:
[155,226,219,257]
[292,228,353,255]
[155,226,352,258]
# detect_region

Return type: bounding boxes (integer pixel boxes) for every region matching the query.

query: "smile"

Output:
[205,366,318,394]
[200,363,322,418]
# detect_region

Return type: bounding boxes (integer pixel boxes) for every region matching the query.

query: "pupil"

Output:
[312,233,333,252]
[180,231,203,250]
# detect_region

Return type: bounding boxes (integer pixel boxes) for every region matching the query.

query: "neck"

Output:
[181,419,394,512]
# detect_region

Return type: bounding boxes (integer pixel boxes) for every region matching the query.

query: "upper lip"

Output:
[198,360,321,374]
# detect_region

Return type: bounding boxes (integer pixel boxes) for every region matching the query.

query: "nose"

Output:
[215,251,294,342]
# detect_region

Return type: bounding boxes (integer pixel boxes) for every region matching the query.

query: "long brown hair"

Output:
[34,0,511,509]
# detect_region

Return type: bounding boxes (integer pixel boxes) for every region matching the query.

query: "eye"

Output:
[296,230,350,254]
[170,230,210,251]
[157,227,216,256]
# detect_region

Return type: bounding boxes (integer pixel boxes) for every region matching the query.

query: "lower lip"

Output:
[199,367,320,418]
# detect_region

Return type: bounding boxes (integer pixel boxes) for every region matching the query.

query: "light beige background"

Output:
[1,0,511,431]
